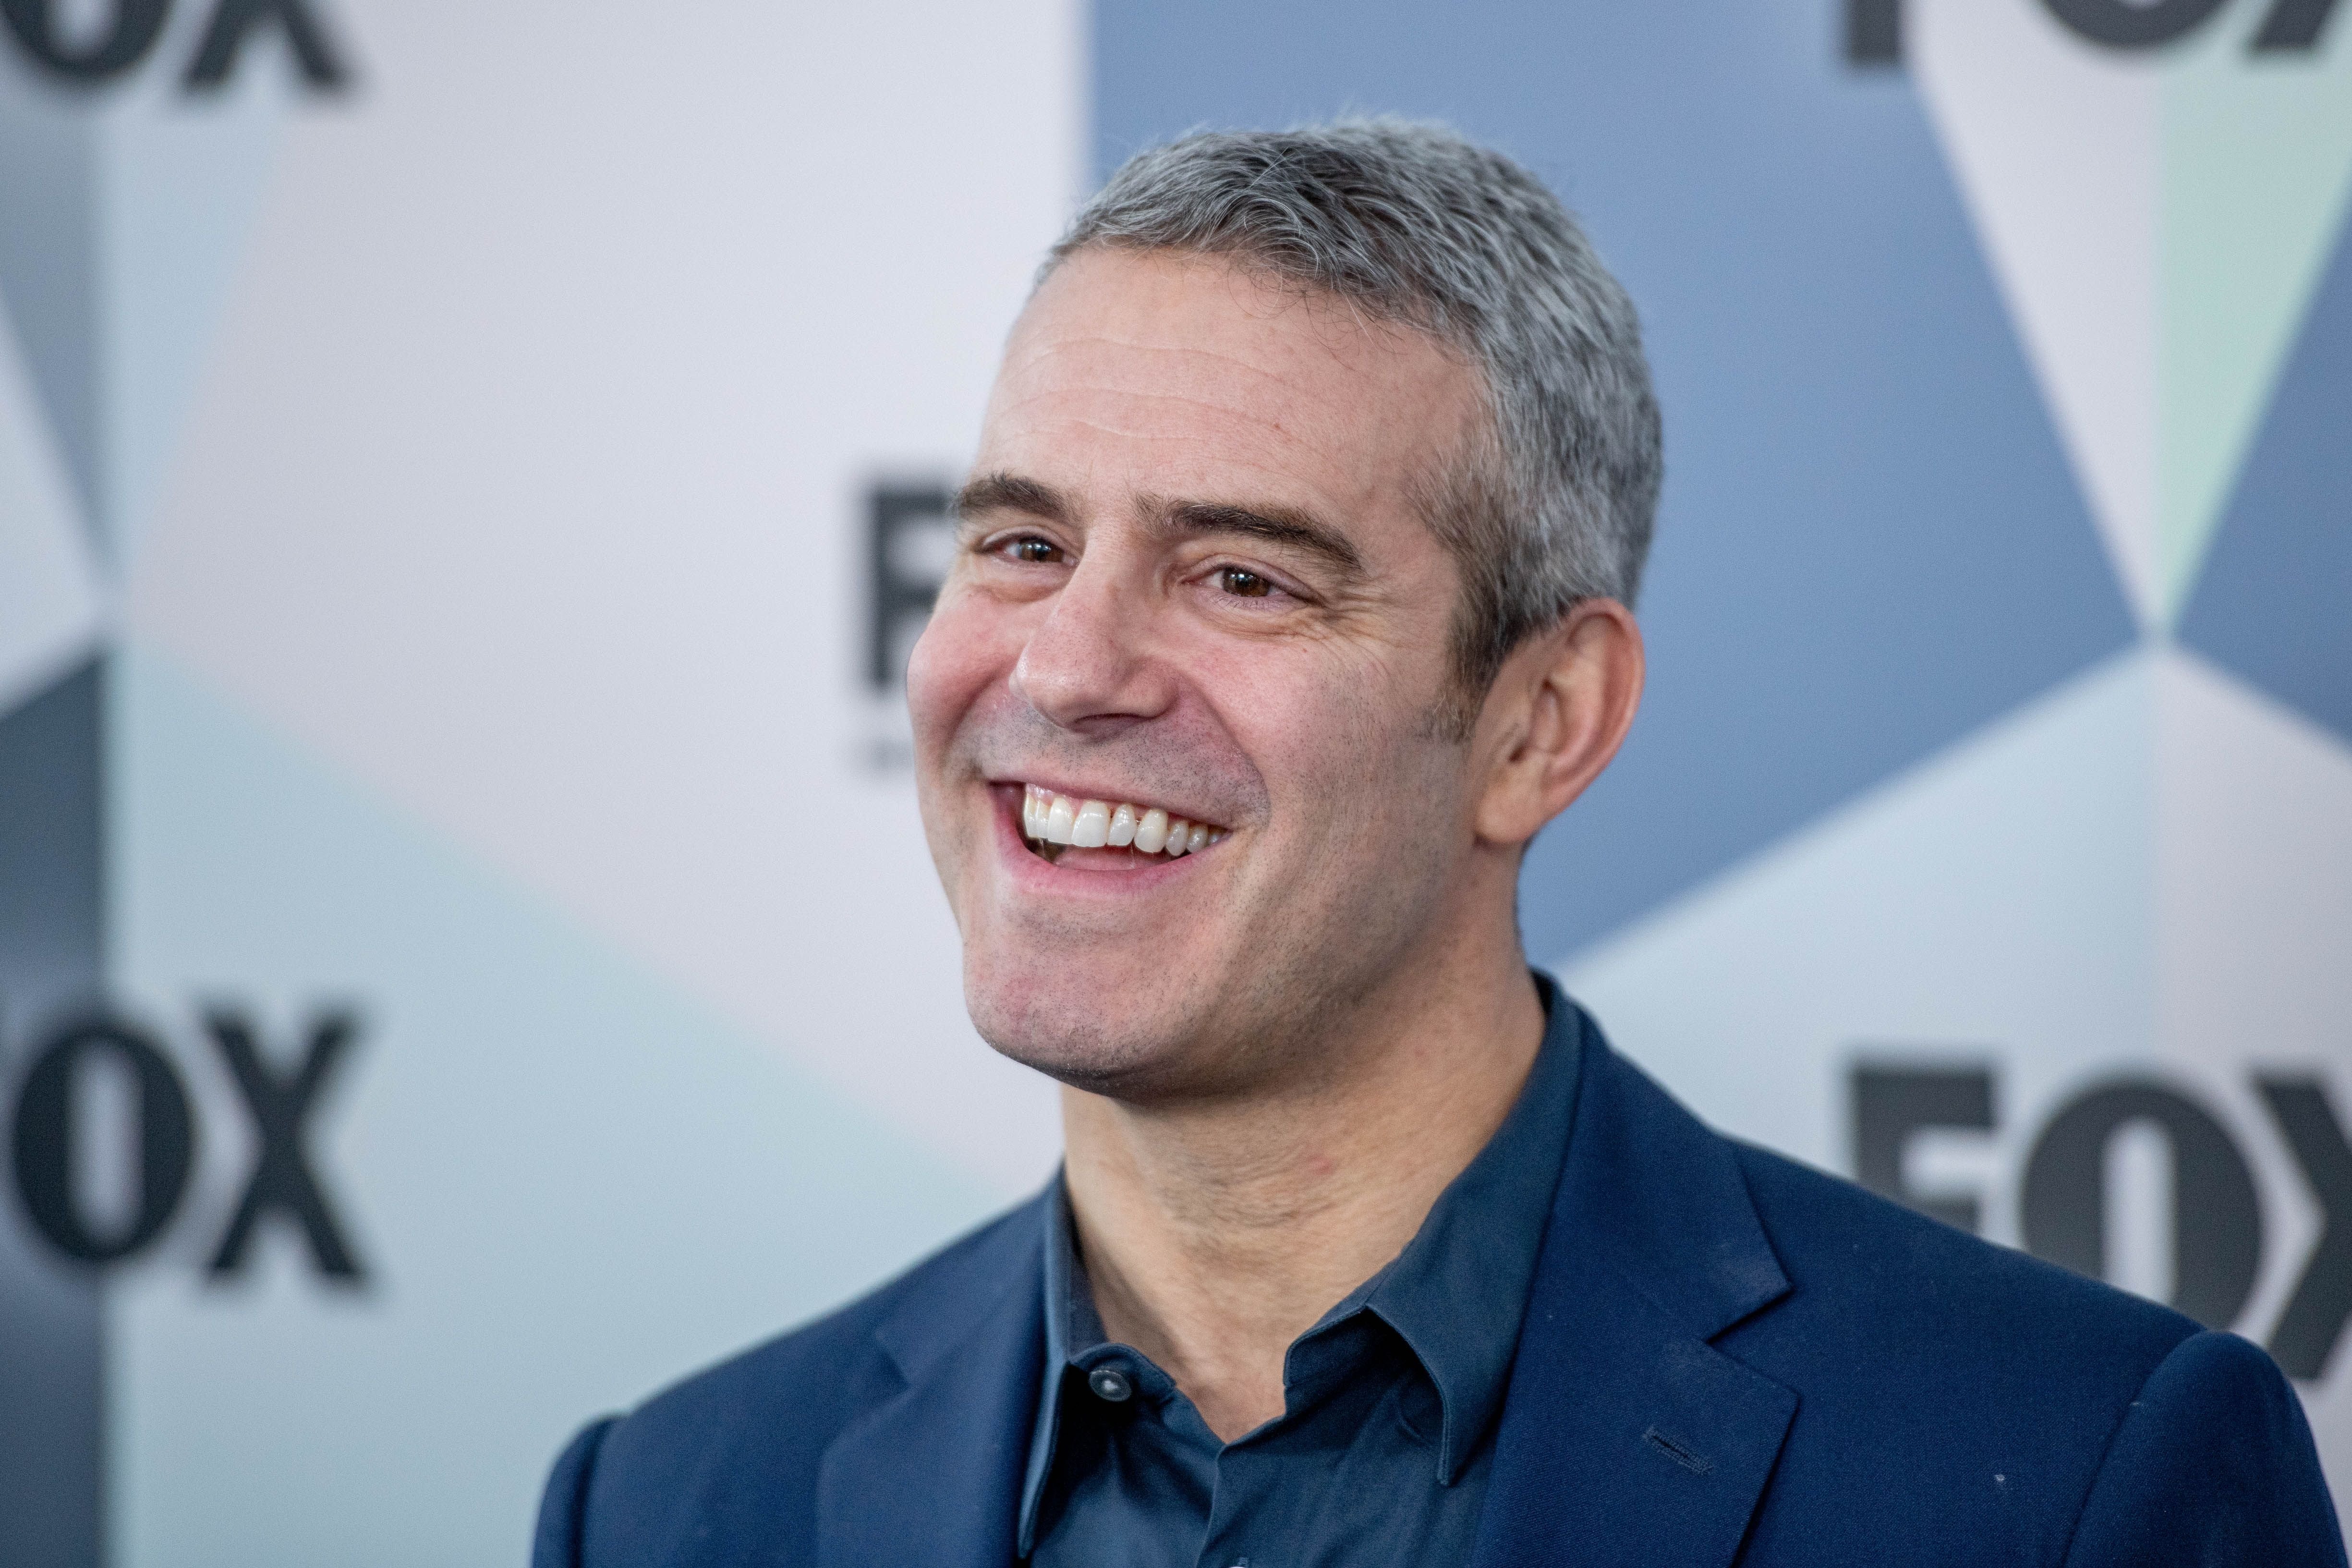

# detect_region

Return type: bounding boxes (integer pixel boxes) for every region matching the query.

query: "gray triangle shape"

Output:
[0,38,292,574]
[0,84,106,565]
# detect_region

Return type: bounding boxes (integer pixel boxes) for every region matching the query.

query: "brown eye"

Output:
[1219,568,1272,598]
[1009,537,1063,564]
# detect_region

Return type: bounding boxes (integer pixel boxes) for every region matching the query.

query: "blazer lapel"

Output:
[816,1208,1046,1568]
[1471,1012,1798,1568]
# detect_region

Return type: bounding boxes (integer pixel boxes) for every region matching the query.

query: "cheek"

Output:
[1216,647,1426,812]
[905,586,1006,749]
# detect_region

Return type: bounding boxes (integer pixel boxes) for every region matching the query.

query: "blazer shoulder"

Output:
[1726,1137,2201,1381]
[634,1193,1040,1436]
[546,1195,1045,1567]
[1711,1142,2276,1563]
[2065,1329,2346,1566]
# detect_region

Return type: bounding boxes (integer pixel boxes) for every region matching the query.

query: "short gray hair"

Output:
[1048,118,1662,726]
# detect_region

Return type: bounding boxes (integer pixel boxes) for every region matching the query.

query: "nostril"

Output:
[1009,605,1176,731]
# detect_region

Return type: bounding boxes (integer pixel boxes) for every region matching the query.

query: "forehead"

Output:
[976,248,1479,534]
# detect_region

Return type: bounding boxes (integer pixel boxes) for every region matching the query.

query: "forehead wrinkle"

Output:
[994,374,1314,425]
[1001,335,1354,429]
[1001,306,1466,460]
[992,351,1382,459]
[999,401,1328,465]
[984,389,1418,556]
[986,393,1358,503]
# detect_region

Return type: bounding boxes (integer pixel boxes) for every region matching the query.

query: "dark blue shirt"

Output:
[1018,982,1579,1568]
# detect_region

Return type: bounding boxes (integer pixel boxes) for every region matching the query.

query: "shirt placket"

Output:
[1196,1440,1282,1568]
[1190,1313,1383,1568]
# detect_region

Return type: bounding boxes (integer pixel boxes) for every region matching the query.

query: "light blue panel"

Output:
[1092,0,2136,958]
[2180,207,2352,747]
[106,642,1008,1568]
[1556,647,2156,1190]
[101,81,289,569]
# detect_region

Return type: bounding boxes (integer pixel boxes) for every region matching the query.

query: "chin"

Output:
[962,956,1212,1099]
[964,983,1157,1091]
[962,934,1357,1106]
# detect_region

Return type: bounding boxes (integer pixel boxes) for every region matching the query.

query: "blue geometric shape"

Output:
[0,655,106,1568]
[0,90,103,560]
[1093,0,2137,959]
[2178,205,2352,749]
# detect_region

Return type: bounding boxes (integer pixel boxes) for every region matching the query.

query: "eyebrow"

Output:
[953,472,1367,580]
[1149,498,1366,577]
[952,472,1070,525]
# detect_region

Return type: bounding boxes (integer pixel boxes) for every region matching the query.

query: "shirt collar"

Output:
[1017,1176,1089,1556]
[1353,972,1580,1482]
[1017,972,1582,1544]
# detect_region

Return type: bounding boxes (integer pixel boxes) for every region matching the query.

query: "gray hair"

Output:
[1047,118,1662,729]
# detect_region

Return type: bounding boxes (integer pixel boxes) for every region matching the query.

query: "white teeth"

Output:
[1133,808,1169,854]
[1022,790,1221,859]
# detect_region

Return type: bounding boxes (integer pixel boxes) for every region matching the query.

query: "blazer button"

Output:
[1088,1366,1134,1403]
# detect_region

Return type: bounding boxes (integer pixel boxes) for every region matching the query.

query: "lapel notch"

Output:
[1471,1010,1798,1568]
[816,1208,1046,1568]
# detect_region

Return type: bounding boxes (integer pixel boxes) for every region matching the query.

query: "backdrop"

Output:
[1,0,2347,1562]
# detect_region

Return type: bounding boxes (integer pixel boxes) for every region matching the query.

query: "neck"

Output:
[1058,903,1544,1442]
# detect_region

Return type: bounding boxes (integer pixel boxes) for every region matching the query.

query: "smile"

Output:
[1020,784,1230,863]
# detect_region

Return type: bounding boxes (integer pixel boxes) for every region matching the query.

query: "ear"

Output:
[1471,599,1645,849]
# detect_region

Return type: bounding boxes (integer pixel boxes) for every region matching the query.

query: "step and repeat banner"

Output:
[0,0,2346,1561]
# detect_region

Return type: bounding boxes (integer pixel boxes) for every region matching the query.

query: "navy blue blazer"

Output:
[535,1008,2344,1566]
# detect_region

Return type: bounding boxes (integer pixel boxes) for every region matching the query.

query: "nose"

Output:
[1010,552,1174,735]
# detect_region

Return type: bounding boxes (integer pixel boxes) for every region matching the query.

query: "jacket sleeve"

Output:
[2064,1330,2345,1568]
[533,1416,619,1568]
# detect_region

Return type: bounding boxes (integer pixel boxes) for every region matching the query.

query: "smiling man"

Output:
[534,122,2342,1567]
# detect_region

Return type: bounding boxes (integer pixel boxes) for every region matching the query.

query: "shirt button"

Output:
[1087,1366,1134,1403]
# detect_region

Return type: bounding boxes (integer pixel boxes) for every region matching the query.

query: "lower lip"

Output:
[988,786,1216,893]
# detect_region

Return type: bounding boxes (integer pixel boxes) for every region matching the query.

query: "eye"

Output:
[1216,567,1273,598]
[1004,535,1065,564]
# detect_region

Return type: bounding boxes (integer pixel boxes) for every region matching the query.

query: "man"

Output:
[534,122,2342,1566]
